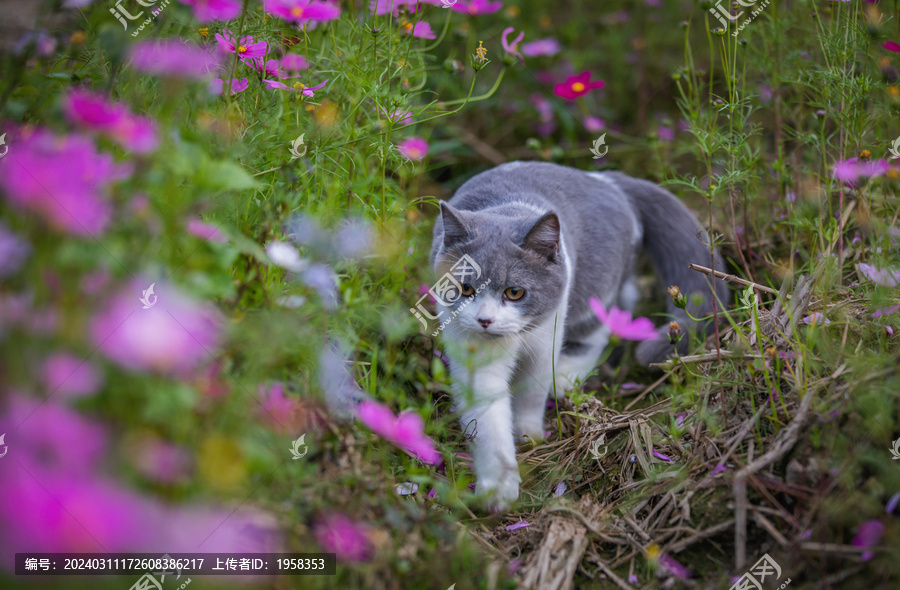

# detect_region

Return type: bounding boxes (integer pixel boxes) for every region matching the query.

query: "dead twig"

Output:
[688,263,783,297]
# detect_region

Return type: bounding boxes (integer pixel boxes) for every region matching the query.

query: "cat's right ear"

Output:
[439,202,470,248]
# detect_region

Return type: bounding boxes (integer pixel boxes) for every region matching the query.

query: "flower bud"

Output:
[668,321,683,344]
[668,285,687,309]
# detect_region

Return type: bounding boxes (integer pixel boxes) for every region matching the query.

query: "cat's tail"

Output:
[604,172,730,365]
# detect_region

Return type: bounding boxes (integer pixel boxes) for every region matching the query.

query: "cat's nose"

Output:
[477,318,493,329]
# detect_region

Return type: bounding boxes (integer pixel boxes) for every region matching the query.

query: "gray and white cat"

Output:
[429,161,729,511]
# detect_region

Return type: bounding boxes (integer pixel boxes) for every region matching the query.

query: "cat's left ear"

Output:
[521,212,560,262]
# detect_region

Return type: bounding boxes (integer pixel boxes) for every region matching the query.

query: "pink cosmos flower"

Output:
[530,92,555,136]
[247,57,293,79]
[178,0,242,21]
[63,89,159,154]
[406,21,436,40]
[554,71,605,100]
[262,79,328,96]
[588,297,659,341]
[257,382,311,433]
[398,136,429,161]
[129,39,223,78]
[377,105,413,125]
[501,27,524,63]
[279,53,309,72]
[357,399,441,464]
[652,449,673,461]
[314,514,372,562]
[186,218,228,243]
[584,116,605,133]
[90,279,222,376]
[0,129,131,236]
[263,0,342,24]
[369,0,442,15]
[214,29,267,60]
[452,0,503,16]
[859,263,900,287]
[883,41,900,52]
[505,520,532,531]
[872,304,900,318]
[833,157,891,185]
[132,437,192,483]
[209,77,250,95]
[41,353,104,399]
[852,520,884,561]
[522,37,561,57]
[659,554,691,580]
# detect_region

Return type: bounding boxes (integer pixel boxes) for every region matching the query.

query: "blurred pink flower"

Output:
[506,520,531,531]
[178,0,242,21]
[186,218,228,243]
[522,37,561,57]
[652,449,673,461]
[501,27,524,62]
[129,40,223,78]
[369,0,441,15]
[41,353,104,399]
[710,463,728,475]
[215,29,267,59]
[63,89,159,154]
[0,129,130,236]
[872,304,900,318]
[852,519,884,561]
[407,21,436,40]
[263,0,341,23]
[802,312,831,326]
[90,279,222,376]
[263,79,328,96]
[314,513,372,562]
[248,57,293,79]
[554,71,605,100]
[377,105,413,124]
[210,77,249,95]
[583,116,605,133]
[452,0,503,15]
[258,382,311,433]
[0,222,30,277]
[657,124,674,142]
[833,157,890,185]
[279,53,309,72]
[659,553,691,579]
[398,136,428,161]
[358,400,441,464]
[859,263,900,287]
[589,297,658,341]
[883,41,900,52]
[132,437,192,483]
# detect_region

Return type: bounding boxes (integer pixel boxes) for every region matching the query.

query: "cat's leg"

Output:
[553,324,611,393]
[443,332,522,512]
[510,310,566,442]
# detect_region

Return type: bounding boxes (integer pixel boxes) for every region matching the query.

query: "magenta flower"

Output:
[659,554,691,580]
[215,29,267,60]
[884,41,900,52]
[357,399,441,464]
[247,57,292,79]
[63,89,159,154]
[554,71,606,100]
[501,27,524,62]
[257,382,309,433]
[452,0,503,15]
[522,37,561,57]
[369,0,441,15]
[186,218,228,243]
[279,53,309,72]
[406,21,436,40]
[584,115,605,133]
[263,0,341,24]
[41,353,104,399]
[852,520,884,561]
[802,312,832,326]
[209,77,250,95]
[589,297,659,341]
[90,279,222,376]
[129,40,223,78]
[377,104,413,124]
[859,263,900,287]
[710,463,728,475]
[132,436,192,483]
[652,449,673,461]
[0,222,30,277]
[263,78,328,96]
[178,0,242,21]
[505,520,532,531]
[833,157,891,185]
[0,129,131,236]
[872,304,900,318]
[314,513,372,562]
[398,136,429,161]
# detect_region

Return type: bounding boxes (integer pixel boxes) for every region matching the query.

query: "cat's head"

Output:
[432,202,567,337]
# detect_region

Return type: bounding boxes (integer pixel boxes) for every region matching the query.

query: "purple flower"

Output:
[501,27,524,62]
[886,492,900,515]
[358,400,441,464]
[628,573,639,585]
[279,53,309,72]
[0,222,30,277]
[263,0,342,24]
[711,463,728,475]
[178,0,242,21]
[314,513,372,562]
[589,297,659,341]
[215,29,267,60]
[852,520,884,561]
[64,90,159,154]
[657,124,675,142]
[554,481,567,496]
[303,263,339,309]
[859,263,900,287]
[186,218,228,243]
[584,116,605,133]
[659,554,691,580]
[452,0,503,16]
[132,436,192,483]
[872,304,900,318]
[884,41,900,52]
[129,40,223,79]
[652,449,673,461]
[0,129,131,236]
[398,136,428,160]
[554,71,606,101]
[505,520,531,531]
[833,157,891,185]
[403,21,436,39]
[521,37,561,57]
[802,312,831,326]
[90,279,222,376]
[209,77,250,95]
[41,353,104,399]
[262,78,328,96]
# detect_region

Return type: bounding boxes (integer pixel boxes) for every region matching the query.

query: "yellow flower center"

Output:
[291,7,304,16]
[199,27,208,37]
[238,45,247,53]
[292,82,307,90]
[860,149,872,160]
[572,82,586,92]
[890,86,900,96]
[402,22,413,31]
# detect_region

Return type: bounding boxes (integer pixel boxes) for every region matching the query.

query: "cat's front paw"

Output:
[477,471,521,512]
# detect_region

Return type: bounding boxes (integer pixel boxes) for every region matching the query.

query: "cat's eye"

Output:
[460,283,475,296]
[504,287,525,301]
